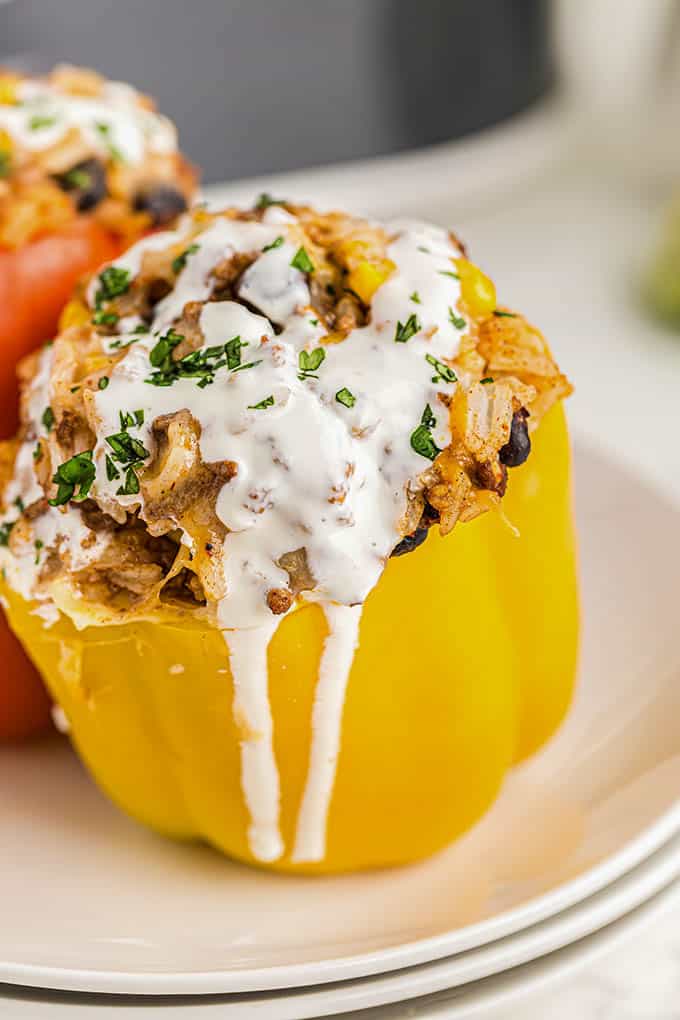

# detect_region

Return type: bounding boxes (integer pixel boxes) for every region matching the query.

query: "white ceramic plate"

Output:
[3,827,680,1018]
[2,442,680,995]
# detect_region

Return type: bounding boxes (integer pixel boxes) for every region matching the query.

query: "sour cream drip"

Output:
[292,603,362,862]
[0,78,177,164]
[225,619,283,863]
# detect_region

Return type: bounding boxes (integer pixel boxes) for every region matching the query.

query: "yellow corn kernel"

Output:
[58,299,90,331]
[346,259,395,304]
[455,258,497,317]
[0,76,19,106]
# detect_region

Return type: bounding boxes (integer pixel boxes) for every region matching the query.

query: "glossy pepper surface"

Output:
[2,402,578,873]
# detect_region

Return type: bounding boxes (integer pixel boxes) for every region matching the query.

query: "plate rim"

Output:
[3,441,680,995]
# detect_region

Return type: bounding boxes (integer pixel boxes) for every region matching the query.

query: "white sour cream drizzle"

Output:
[0,77,177,164]
[1,207,470,862]
[292,603,362,862]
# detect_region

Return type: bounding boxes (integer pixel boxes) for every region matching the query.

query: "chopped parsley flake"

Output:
[417,245,430,254]
[481,376,494,384]
[49,451,95,506]
[426,354,457,384]
[0,149,11,178]
[448,307,466,330]
[255,192,286,210]
[41,406,55,432]
[70,385,81,394]
[248,395,274,410]
[105,454,120,482]
[309,318,319,327]
[439,269,460,280]
[410,405,441,462]
[394,313,420,343]
[13,496,24,512]
[29,113,56,131]
[63,167,91,190]
[290,246,314,273]
[493,310,517,318]
[98,376,109,390]
[34,539,43,565]
[93,309,119,327]
[95,265,131,307]
[171,243,200,275]
[262,235,284,253]
[94,120,124,162]
[117,466,141,496]
[409,291,421,304]
[298,347,325,379]
[146,331,257,388]
[0,520,15,546]
[335,387,356,408]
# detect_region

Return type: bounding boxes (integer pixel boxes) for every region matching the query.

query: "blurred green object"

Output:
[644,197,680,328]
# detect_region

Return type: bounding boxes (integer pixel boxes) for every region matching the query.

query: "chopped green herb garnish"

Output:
[225,336,247,370]
[118,409,143,429]
[94,120,124,162]
[231,359,262,374]
[0,520,15,546]
[439,270,460,280]
[133,322,150,334]
[410,405,441,462]
[291,246,314,274]
[33,442,42,462]
[493,310,517,318]
[49,451,96,506]
[426,354,457,384]
[95,265,131,307]
[417,245,430,254]
[448,307,466,330]
[335,387,356,408]
[146,332,255,388]
[29,113,56,131]
[394,313,420,343]
[262,235,284,253]
[480,376,494,384]
[98,376,109,390]
[117,466,141,496]
[326,283,336,296]
[255,192,286,210]
[93,309,119,327]
[298,347,326,379]
[62,167,91,190]
[309,318,319,327]
[34,539,43,565]
[409,291,421,304]
[248,395,274,410]
[109,336,141,351]
[0,149,11,178]
[106,431,149,464]
[13,496,24,513]
[70,385,81,393]
[171,243,200,275]
[41,406,55,432]
[105,454,120,482]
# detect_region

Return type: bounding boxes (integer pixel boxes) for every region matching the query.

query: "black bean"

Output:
[391,526,429,558]
[499,409,531,467]
[54,158,107,212]
[133,184,187,226]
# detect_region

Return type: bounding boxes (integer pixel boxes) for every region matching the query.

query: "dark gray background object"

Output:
[0,0,553,183]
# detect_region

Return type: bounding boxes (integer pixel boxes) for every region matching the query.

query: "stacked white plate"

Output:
[2,438,680,1019]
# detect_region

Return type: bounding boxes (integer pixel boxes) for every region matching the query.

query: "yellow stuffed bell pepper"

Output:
[0,201,577,874]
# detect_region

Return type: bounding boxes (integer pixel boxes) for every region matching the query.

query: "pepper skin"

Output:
[0,218,123,740]
[1,403,578,873]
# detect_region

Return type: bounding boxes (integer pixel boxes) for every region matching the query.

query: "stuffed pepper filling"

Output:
[0,64,195,248]
[0,199,572,864]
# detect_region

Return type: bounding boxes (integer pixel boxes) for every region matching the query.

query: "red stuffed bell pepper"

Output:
[0,64,196,738]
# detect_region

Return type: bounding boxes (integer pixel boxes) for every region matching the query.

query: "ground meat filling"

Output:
[0,200,571,619]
